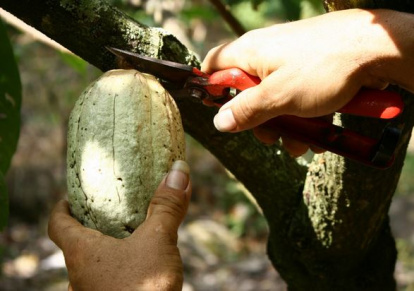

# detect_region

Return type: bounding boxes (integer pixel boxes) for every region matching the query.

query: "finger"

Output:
[213,73,292,132]
[201,44,225,73]
[252,126,281,145]
[141,160,192,237]
[48,200,94,250]
[281,137,309,157]
[201,37,259,75]
[202,42,249,74]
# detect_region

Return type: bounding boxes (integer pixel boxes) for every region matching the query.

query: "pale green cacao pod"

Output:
[67,69,186,238]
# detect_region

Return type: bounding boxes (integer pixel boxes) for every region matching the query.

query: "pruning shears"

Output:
[107,47,403,169]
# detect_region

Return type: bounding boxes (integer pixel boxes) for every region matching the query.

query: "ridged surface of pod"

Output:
[67,69,185,238]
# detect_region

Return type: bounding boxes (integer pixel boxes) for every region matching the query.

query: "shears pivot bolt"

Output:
[189,87,208,100]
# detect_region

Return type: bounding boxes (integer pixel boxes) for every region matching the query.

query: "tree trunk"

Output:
[1,1,413,290]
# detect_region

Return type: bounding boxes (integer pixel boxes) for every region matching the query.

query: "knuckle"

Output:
[240,29,260,43]
[235,94,257,126]
[203,48,216,64]
[47,213,66,241]
[157,227,179,245]
[145,268,183,291]
[234,87,274,129]
[47,220,58,241]
[150,192,185,218]
[158,272,183,290]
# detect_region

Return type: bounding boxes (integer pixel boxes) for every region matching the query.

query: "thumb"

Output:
[213,81,286,132]
[143,160,191,235]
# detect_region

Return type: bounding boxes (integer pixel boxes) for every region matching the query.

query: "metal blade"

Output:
[106,47,194,85]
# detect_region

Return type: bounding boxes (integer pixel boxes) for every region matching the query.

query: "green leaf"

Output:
[0,19,21,231]
[0,19,22,174]
[280,0,302,20]
[300,0,325,18]
[58,51,88,77]
[181,6,217,22]
[0,171,8,231]
[250,0,264,10]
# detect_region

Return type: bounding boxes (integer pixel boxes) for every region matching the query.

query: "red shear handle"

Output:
[208,68,261,90]
[207,68,402,167]
[263,116,398,168]
[208,68,403,119]
[339,88,403,119]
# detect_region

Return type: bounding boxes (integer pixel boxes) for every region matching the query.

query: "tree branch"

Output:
[2,1,413,289]
[207,0,246,36]
[0,8,70,53]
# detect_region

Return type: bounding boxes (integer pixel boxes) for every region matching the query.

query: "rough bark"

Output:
[1,1,413,290]
[281,1,414,289]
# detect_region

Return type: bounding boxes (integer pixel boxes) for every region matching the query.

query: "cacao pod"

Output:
[67,69,186,238]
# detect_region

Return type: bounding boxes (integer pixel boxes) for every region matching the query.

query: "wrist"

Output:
[354,9,414,91]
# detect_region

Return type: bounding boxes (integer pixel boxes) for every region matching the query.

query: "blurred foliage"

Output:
[396,153,414,196]
[0,172,8,231]
[222,180,268,237]
[180,6,217,22]
[397,239,414,271]
[396,238,414,290]
[109,0,325,40]
[58,52,88,79]
[225,0,324,23]
[0,20,21,174]
[0,20,22,231]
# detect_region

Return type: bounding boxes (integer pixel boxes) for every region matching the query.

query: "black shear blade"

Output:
[106,47,194,85]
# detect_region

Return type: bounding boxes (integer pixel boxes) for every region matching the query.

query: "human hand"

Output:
[48,160,191,291]
[202,9,414,156]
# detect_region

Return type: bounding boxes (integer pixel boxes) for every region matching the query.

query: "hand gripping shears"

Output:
[107,47,403,169]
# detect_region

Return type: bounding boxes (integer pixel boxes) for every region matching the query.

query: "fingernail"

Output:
[213,108,236,132]
[166,160,190,190]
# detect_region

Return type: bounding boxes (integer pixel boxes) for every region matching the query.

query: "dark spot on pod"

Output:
[123,225,135,234]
